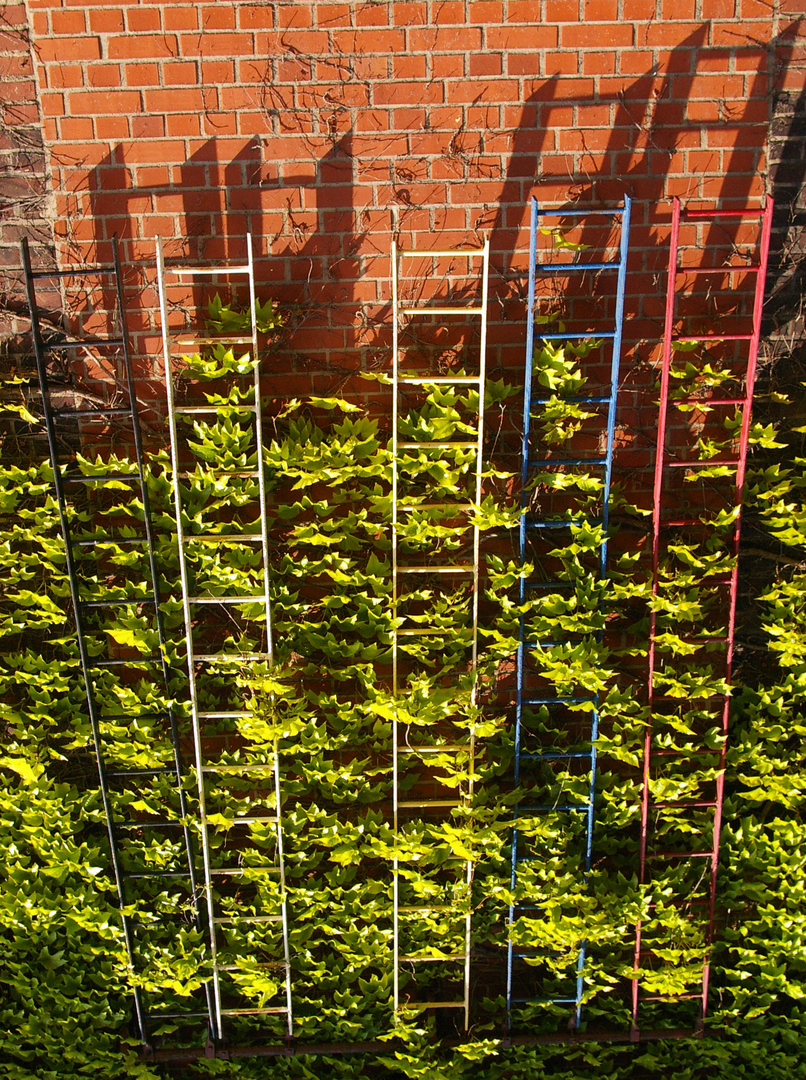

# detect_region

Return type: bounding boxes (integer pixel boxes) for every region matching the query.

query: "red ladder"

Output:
[632,196,774,1034]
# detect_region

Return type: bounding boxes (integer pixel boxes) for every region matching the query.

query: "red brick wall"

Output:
[19,0,806,406]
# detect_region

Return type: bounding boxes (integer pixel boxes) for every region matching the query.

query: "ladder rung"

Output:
[175,405,257,414]
[638,993,702,1002]
[398,502,473,512]
[672,333,753,342]
[399,248,485,258]
[107,767,174,778]
[523,696,595,705]
[398,744,471,753]
[520,751,591,760]
[398,799,463,809]
[72,536,148,547]
[400,1001,465,1009]
[30,264,117,279]
[666,458,738,468]
[398,376,480,385]
[531,395,610,403]
[177,470,260,478]
[220,1007,288,1016]
[115,820,183,830]
[518,803,589,813]
[401,306,483,316]
[201,763,273,773]
[398,954,465,962]
[188,594,268,604]
[92,656,160,667]
[525,520,598,529]
[398,905,460,914]
[122,870,191,880]
[534,261,618,271]
[528,457,606,466]
[197,711,254,720]
[210,866,279,875]
[63,473,139,484]
[54,407,132,419]
[650,850,714,859]
[682,207,764,219]
[79,597,155,609]
[396,564,474,573]
[191,652,272,662]
[145,1010,211,1020]
[652,801,717,809]
[172,335,253,345]
[204,816,278,826]
[167,264,250,276]
[677,265,760,276]
[537,332,617,341]
[535,207,625,218]
[43,337,125,351]
[399,442,478,450]
[673,397,747,407]
[182,534,263,543]
[213,915,283,924]
[511,996,577,1004]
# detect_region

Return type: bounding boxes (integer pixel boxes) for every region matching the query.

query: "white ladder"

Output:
[391,239,489,1028]
[157,235,292,1041]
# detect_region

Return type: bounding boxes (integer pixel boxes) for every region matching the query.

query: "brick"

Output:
[582,0,619,18]
[561,23,634,47]
[178,30,248,56]
[162,60,198,85]
[446,79,519,103]
[163,5,199,30]
[374,81,444,106]
[508,54,541,77]
[543,52,580,75]
[131,114,165,139]
[107,34,179,59]
[355,3,389,25]
[407,27,483,51]
[50,8,87,34]
[143,86,205,114]
[469,53,503,77]
[332,28,404,53]
[583,52,617,75]
[431,0,465,21]
[44,64,82,90]
[118,139,187,163]
[89,8,125,32]
[124,62,162,86]
[238,3,274,28]
[468,1,505,21]
[392,3,428,25]
[70,89,142,115]
[36,36,101,62]
[200,60,235,84]
[87,63,122,88]
[165,112,201,136]
[57,116,93,141]
[544,0,580,18]
[95,114,130,139]
[393,55,427,79]
[126,8,162,32]
[618,50,657,76]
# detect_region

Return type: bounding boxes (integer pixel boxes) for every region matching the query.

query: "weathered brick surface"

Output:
[13,0,806,403]
[0,0,57,334]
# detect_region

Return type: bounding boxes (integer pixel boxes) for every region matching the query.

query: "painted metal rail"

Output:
[508,198,631,1029]
[157,235,293,1042]
[391,239,489,1028]
[631,196,774,1034]
[22,236,215,1044]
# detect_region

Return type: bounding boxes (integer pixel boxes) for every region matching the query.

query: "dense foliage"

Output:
[0,299,804,1079]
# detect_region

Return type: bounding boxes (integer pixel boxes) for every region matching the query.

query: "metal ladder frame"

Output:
[507,199,631,1029]
[631,196,774,1033]
[391,239,489,1029]
[21,236,215,1044]
[157,234,293,1042]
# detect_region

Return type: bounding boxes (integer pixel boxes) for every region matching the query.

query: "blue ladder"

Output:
[507,197,631,1030]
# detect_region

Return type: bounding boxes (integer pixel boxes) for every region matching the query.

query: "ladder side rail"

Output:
[156,238,223,1040]
[391,238,401,1016]
[21,237,148,1043]
[631,196,682,1031]
[111,239,217,1039]
[508,196,540,1029]
[246,234,293,1037]
[574,198,633,1026]
[700,195,774,1017]
[463,237,490,1028]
